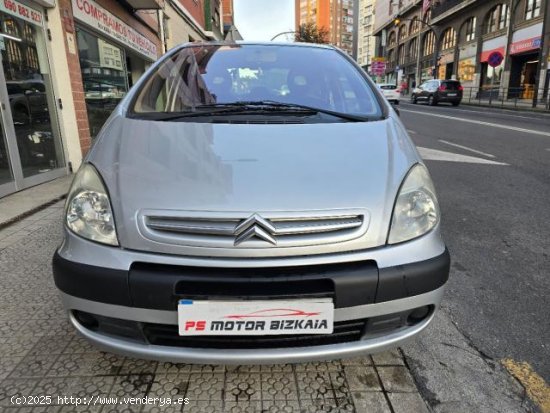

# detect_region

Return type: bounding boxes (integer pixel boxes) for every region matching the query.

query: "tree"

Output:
[295,22,329,44]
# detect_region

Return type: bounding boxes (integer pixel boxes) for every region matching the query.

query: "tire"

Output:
[452,101,460,106]
[428,95,437,106]
[394,100,400,105]
[411,95,417,104]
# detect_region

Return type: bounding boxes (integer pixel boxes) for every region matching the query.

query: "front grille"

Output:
[141,211,367,249]
[142,319,367,349]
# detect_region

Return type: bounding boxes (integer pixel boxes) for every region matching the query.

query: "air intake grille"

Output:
[142,319,367,349]
[142,212,367,248]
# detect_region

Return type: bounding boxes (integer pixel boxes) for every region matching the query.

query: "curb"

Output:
[0,195,66,231]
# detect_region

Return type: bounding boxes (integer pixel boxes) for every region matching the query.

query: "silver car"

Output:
[53,42,449,364]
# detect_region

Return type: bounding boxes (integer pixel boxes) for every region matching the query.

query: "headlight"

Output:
[65,163,118,246]
[388,164,439,244]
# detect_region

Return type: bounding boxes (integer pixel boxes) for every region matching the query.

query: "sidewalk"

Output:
[0,175,73,228]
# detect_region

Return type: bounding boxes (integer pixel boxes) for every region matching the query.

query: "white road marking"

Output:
[438,140,496,158]
[407,129,417,134]
[418,147,508,165]
[400,109,550,137]
[400,102,549,121]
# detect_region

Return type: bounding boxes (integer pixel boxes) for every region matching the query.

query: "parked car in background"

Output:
[410,80,463,106]
[53,42,449,364]
[377,83,400,105]
[6,80,49,125]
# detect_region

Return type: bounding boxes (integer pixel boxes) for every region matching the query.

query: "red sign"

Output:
[510,36,542,55]
[480,47,505,63]
[488,51,504,68]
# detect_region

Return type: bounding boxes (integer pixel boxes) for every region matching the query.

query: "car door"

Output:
[417,82,429,100]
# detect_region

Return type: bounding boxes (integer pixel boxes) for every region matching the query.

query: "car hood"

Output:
[88,116,421,257]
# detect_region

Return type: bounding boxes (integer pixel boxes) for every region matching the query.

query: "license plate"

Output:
[447,93,457,96]
[178,299,334,336]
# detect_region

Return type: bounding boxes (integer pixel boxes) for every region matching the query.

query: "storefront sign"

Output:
[72,0,157,61]
[510,36,541,55]
[0,0,43,26]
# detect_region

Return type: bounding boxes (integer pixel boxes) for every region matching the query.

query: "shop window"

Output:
[525,0,541,20]
[76,29,129,139]
[423,31,435,56]
[484,4,509,34]
[441,27,456,51]
[464,17,476,42]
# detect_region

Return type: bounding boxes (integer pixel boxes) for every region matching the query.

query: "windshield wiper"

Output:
[138,100,373,122]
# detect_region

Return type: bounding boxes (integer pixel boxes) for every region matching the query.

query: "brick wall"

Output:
[57,0,162,156]
[179,0,205,28]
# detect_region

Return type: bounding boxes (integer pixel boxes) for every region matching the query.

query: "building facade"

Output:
[0,0,229,198]
[372,0,549,102]
[357,0,377,70]
[295,0,356,55]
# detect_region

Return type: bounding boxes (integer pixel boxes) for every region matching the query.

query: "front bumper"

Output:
[53,228,449,363]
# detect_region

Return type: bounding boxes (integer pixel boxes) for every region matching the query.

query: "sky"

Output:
[233,0,295,41]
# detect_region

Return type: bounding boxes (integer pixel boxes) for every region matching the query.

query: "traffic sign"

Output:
[488,51,504,67]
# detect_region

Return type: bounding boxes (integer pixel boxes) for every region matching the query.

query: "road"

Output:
[397,101,550,397]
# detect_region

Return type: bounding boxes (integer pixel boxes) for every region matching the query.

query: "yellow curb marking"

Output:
[502,358,550,413]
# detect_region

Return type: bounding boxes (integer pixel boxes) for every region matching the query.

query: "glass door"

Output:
[0,106,16,197]
[0,8,65,183]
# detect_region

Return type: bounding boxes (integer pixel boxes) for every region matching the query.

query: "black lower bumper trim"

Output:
[376,248,450,302]
[52,248,449,309]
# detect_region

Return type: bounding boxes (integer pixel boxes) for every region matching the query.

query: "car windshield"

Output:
[131,44,382,119]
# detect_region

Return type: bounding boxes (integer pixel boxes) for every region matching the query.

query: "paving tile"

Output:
[48,353,124,377]
[340,357,372,367]
[182,399,222,412]
[377,366,418,393]
[371,350,405,366]
[225,373,261,402]
[0,356,23,380]
[343,366,382,392]
[9,354,59,378]
[296,371,350,400]
[155,362,224,374]
[388,392,430,413]
[119,358,158,375]
[0,378,40,407]
[224,401,262,412]
[294,360,342,372]
[260,372,299,401]
[352,392,392,413]
[186,372,224,400]
[261,400,301,412]
[109,374,155,398]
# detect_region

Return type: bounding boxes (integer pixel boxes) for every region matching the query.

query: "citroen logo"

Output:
[234,214,277,246]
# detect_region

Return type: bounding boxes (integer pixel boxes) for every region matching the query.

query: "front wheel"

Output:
[452,101,460,106]
[411,95,417,104]
[428,95,437,106]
